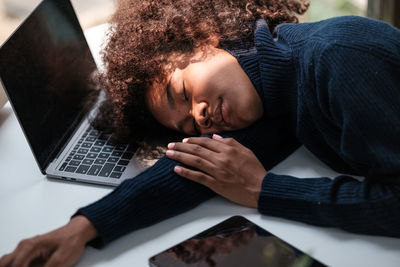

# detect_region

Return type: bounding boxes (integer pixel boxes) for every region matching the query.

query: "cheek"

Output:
[186,66,217,98]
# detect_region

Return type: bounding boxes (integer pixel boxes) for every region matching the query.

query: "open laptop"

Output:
[0,0,145,186]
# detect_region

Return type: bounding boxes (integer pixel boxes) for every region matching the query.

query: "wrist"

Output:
[253,171,267,208]
[67,215,98,244]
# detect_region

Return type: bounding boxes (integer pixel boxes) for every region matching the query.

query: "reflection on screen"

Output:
[150,216,327,267]
[0,0,98,171]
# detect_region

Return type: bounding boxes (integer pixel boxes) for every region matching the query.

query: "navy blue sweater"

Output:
[76,16,400,247]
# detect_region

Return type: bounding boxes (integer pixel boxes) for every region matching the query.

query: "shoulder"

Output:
[277,16,400,51]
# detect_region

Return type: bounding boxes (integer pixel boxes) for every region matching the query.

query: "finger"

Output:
[212,134,223,140]
[0,253,14,266]
[180,137,228,152]
[166,150,216,174]
[44,247,73,267]
[44,243,84,267]
[168,142,217,158]
[213,136,242,147]
[43,249,66,267]
[10,239,43,267]
[174,166,215,188]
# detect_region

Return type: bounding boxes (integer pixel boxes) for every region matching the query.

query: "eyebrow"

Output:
[166,81,175,109]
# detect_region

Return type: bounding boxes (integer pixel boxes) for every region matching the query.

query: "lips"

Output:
[213,98,223,124]
[213,98,230,126]
[220,101,230,125]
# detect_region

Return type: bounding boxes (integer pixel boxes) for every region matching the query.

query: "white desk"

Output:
[1,25,399,267]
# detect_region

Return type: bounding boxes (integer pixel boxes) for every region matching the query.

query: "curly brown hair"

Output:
[93,0,309,143]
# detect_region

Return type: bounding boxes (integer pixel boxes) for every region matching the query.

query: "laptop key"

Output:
[86,153,98,159]
[73,155,84,160]
[65,166,77,172]
[118,160,129,166]
[59,162,68,171]
[111,151,123,157]
[86,136,96,142]
[98,134,111,140]
[89,130,100,136]
[102,146,113,153]
[114,165,126,172]
[107,157,119,163]
[90,147,101,153]
[65,157,72,162]
[88,165,102,176]
[122,152,133,160]
[94,140,106,146]
[94,158,106,164]
[106,139,117,146]
[110,172,122,179]
[78,148,88,154]
[98,153,110,159]
[76,165,90,174]
[115,144,127,151]
[82,142,92,148]
[69,160,81,166]
[99,163,115,177]
[83,159,94,165]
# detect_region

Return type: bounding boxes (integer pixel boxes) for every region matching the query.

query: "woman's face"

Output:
[146,47,263,135]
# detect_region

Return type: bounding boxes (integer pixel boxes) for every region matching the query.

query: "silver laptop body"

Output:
[0,0,145,186]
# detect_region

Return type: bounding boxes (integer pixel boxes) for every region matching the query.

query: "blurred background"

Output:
[0,0,399,108]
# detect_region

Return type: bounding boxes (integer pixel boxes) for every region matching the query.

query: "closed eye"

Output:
[182,80,189,101]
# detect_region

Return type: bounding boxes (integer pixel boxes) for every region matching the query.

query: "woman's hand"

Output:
[0,215,97,267]
[166,134,267,208]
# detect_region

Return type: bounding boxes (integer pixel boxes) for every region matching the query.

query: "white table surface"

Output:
[0,24,399,267]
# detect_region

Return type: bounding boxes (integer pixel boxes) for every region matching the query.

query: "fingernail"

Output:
[174,166,182,173]
[182,138,189,143]
[168,142,175,149]
[166,150,175,157]
[213,134,223,139]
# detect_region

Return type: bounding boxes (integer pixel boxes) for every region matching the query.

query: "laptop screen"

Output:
[0,0,98,172]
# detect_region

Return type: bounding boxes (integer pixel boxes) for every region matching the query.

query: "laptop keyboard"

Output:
[58,128,137,179]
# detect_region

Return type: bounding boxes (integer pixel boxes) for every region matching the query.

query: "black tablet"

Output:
[149,216,327,267]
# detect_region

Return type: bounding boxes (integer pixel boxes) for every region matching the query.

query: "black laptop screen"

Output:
[0,0,98,172]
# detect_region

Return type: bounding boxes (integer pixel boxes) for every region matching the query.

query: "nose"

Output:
[192,102,210,128]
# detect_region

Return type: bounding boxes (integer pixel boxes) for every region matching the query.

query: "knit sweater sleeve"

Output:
[75,156,215,248]
[259,43,400,237]
[258,173,400,237]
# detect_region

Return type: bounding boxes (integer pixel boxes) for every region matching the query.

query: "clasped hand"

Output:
[166,134,267,208]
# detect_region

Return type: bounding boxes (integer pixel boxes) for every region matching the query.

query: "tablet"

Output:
[149,216,327,267]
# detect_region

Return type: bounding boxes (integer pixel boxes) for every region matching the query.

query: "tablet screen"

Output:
[149,216,327,267]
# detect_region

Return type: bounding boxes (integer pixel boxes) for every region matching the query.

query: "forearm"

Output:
[75,156,215,247]
[258,173,400,237]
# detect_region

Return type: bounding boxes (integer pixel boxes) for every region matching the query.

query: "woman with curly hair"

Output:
[2,0,400,265]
